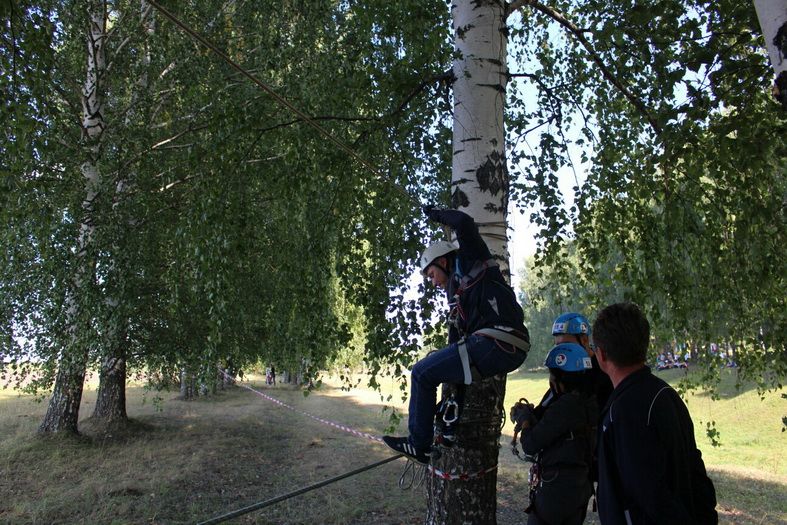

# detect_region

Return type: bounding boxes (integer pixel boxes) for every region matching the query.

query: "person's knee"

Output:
[411,357,442,388]
[411,360,427,385]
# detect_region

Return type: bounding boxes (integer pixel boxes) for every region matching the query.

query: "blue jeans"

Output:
[407,334,527,450]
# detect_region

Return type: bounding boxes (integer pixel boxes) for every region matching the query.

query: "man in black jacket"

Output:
[383,207,530,464]
[593,302,718,524]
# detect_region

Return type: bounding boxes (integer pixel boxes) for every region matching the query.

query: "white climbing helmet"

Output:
[419,240,458,274]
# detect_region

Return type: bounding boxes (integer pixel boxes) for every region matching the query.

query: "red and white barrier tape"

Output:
[428,464,497,481]
[221,370,499,480]
[219,369,383,443]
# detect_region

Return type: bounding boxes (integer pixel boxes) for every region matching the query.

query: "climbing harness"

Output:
[455,339,478,386]
[528,460,542,493]
[446,255,530,385]
[447,258,496,337]
[454,326,530,386]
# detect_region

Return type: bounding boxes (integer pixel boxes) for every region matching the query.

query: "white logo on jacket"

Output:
[488,297,499,315]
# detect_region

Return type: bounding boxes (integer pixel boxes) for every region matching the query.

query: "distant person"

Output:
[518,343,597,525]
[593,302,718,524]
[383,207,530,464]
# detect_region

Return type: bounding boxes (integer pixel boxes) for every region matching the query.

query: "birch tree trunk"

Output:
[92,0,155,425]
[39,1,107,434]
[92,352,128,422]
[427,1,509,523]
[753,0,787,106]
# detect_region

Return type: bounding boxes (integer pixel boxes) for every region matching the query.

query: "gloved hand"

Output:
[422,204,442,222]
[510,398,537,433]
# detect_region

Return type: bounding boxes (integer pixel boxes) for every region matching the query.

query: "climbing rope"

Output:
[398,459,427,490]
[222,369,502,485]
[197,454,403,525]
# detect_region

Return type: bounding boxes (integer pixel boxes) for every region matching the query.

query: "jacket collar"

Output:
[602,365,650,415]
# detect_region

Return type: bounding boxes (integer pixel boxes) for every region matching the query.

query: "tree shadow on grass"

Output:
[709,467,787,525]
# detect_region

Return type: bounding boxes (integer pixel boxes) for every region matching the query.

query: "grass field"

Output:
[0,367,784,524]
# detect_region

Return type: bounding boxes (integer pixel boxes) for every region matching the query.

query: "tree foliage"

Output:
[2,0,784,437]
[1,0,453,428]
[506,0,786,390]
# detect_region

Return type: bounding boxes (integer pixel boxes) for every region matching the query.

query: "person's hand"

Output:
[510,398,537,429]
[422,204,441,222]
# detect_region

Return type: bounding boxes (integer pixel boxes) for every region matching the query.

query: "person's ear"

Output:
[595,344,606,363]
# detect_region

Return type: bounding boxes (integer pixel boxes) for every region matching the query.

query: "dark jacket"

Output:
[597,367,718,525]
[522,390,597,476]
[428,209,527,344]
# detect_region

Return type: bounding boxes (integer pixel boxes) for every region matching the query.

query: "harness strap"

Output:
[457,339,474,385]
[456,327,528,386]
[474,326,531,353]
[457,258,498,288]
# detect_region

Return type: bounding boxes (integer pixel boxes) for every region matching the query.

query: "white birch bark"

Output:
[754,0,787,77]
[40,1,107,434]
[426,1,509,523]
[753,0,787,104]
[451,0,510,275]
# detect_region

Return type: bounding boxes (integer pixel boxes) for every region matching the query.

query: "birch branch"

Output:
[507,0,662,135]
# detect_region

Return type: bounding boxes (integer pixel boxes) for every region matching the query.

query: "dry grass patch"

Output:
[0,380,425,524]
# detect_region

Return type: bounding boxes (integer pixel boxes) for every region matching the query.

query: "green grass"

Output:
[0,368,784,524]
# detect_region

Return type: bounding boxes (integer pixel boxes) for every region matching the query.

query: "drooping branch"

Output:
[507,0,662,135]
[241,70,454,157]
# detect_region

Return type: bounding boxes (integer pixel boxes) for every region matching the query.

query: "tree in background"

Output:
[506,0,786,393]
[1,0,453,433]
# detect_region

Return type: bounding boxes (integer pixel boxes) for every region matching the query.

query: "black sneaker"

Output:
[382,435,430,465]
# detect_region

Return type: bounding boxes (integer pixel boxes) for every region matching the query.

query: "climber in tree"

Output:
[383,207,530,464]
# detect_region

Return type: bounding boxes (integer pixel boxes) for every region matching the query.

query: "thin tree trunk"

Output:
[39,0,107,435]
[428,1,509,522]
[39,358,90,434]
[92,1,155,426]
[180,368,195,399]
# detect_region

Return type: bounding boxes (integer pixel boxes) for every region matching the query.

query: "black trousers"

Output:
[526,469,591,525]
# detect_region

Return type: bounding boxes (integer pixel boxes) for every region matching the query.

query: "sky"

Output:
[508,144,589,293]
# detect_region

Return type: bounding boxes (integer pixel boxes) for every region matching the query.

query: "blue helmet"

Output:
[544,343,593,373]
[552,312,591,337]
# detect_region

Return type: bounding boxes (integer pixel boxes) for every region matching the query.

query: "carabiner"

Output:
[442,398,460,425]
